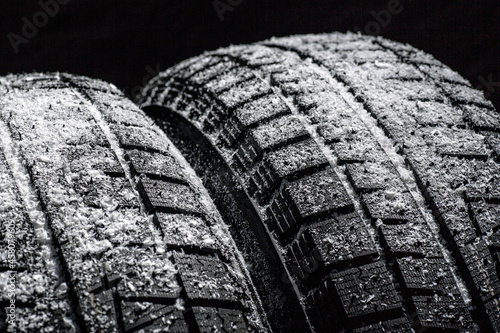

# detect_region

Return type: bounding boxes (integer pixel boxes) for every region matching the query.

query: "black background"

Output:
[1,0,499,109]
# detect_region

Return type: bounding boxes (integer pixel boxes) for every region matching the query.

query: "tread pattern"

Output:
[0,74,267,332]
[141,32,500,332]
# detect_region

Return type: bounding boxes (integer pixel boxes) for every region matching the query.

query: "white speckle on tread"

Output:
[174,297,185,311]
[78,95,146,213]
[80,86,267,330]
[0,121,55,262]
[251,55,383,258]
[0,112,78,331]
[0,122,52,246]
[242,60,382,331]
[326,58,473,305]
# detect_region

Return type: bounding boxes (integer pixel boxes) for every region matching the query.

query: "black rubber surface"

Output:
[141,32,500,332]
[0,74,268,332]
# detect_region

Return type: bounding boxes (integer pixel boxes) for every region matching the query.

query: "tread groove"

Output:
[0,111,84,332]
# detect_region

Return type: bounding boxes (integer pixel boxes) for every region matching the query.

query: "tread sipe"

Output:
[0,73,268,332]
[141,32,500,332]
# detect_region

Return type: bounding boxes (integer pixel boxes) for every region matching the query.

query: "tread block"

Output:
[376,40,440,66]
[73,175,140,209]
[0,270,55,305]
[426,192,478,247]
[155,213,220,251]
[63,74,123,95]
[463,104,500,132]
[111,124,170,153]
[219,114,246,147]
[457,240,500,303]
[1,89,109,148]
[2,305,73,332]
[249,115,309,152]
[121,302,188,332]
[491,230,500,249]
[238,46,286,67]
[410,100,464,127]
[417,64,471,86]
[315,110,365,144]
[191,307,253,332]
[267,139,329,177]
[60,253,104,295]
[0,154,23,213]
[0,155,38,270]
[218,78,271,109]
[267,169,354,235]
[485,132,500,160]
[294,213,377,269]
[139,178,205,214]
[100,247,181,300]
[330,129,387,163]
[0,209,38,271]
[233,94,290,128]
[346,162,401,194]
[177,56,222,79]
[330,261,403,319]
[204,69,255,94]
[439,211,478,249]
[87,90,154,127]
[352,317,412,333]
[418,127,489,160]
[465,172,500,203]
[380,223,442,258]
[469,202,500,235]
[362,189,420,223]
[270,70,300,86]
[61,145,123,175]
[411,295,473,331]
[395,257,459,294]
[78,289,119,332]
[173,253,245,304]
[233,140,260,170]
[126,149,186,182]
[362,79,443,103]
[484,297,500,332]
[201,102,227,131]
[278,73,325,97]
[440,81,494,107]
[372,62,424,81]
[249,139,329,198]
[235,115,309,168]
[294,90,352,118]
[189,60,239,86]
[56,207,153,247]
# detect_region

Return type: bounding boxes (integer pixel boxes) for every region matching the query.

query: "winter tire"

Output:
[141,32,500,332]
[0,73,268,332]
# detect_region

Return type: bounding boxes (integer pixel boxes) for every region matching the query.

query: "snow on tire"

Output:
[0,73,268,332]
[141,32,500,332]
